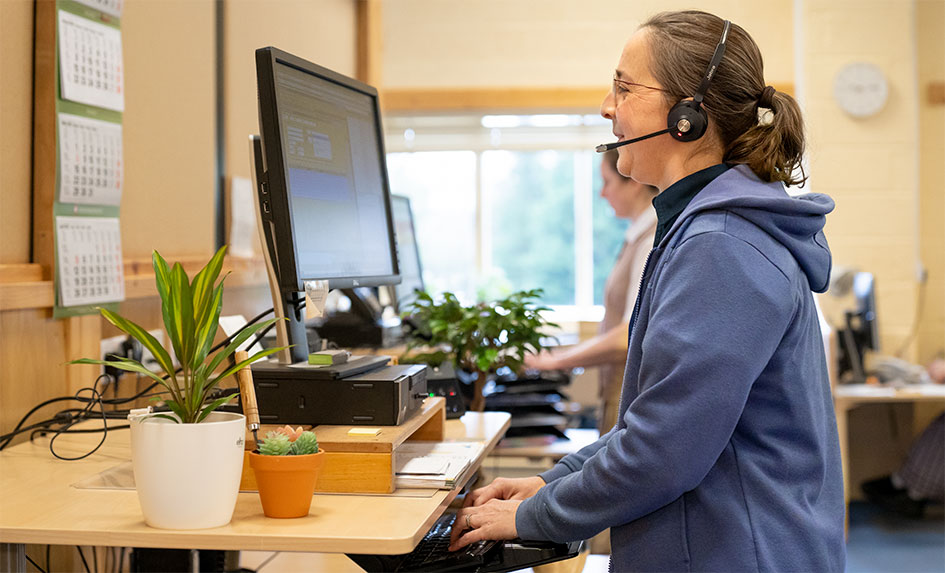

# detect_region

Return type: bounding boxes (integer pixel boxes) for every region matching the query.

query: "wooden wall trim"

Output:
[0,264,43,283]
[356,0,382,86]
[32,0,56,278]
[380,83,795,112]
[0,258,267,312]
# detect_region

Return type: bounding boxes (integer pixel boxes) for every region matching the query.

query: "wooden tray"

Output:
[240,397,446,494]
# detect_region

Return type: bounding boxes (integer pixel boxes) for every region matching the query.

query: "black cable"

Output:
[0,306,280,453]
[96,305,278,407]
[30,424,131,443]
[76,546,91,573]
[25,552,47,573]
[246,321,278,354]
[0,418,70,445]
[894,275,928,358]
[92,545,98,573]
[0,395,94,450]
[46,545,50,573]
[49,377,111,461]
[254,551,281,572]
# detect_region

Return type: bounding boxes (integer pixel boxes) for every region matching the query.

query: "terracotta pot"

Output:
[248,451,325,518]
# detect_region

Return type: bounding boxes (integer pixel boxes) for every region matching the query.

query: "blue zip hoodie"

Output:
[516,165,846,572]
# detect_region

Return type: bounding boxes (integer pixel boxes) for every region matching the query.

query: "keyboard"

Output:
[347,513,583,572]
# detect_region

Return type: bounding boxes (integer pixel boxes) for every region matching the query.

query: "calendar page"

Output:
[58,9,124,112]
[56,216,125,307]
[58,112,123,206]
[74,0,123,18]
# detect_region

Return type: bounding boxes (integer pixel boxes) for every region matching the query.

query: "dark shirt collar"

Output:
[652,163,731,247]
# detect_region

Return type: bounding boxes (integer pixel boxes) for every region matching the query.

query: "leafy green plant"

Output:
[400,289,558,411]
[258,426,319,455]
[71,246,285,424]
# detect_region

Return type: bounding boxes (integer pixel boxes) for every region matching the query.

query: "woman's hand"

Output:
[448,476,545,550]
[523,352,560,371]
[463,476,545,507]
[449,499,522,551]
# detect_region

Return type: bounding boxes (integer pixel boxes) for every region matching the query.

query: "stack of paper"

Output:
[394,441,485,489]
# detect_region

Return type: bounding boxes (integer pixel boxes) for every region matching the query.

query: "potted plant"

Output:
[400,289,558,411]
[248,425,324,518]
[72,246,284,529]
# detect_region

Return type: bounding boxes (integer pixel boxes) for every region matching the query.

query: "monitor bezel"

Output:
[390,194,425,309]
[255,46,401,293]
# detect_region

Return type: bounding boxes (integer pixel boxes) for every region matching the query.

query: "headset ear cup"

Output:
[667,101,708,142]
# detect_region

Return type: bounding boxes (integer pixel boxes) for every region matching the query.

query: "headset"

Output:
[597,19,732,152]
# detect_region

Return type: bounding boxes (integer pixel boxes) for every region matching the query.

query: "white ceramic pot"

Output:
[128,410,246,529]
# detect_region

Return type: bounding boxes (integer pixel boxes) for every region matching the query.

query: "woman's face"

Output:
[600,161,650,220]
[600,29,674,190]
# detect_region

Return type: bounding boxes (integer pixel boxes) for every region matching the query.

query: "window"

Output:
[385,113,626,318]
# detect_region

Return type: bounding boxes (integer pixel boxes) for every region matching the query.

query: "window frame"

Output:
[384,112,615,322]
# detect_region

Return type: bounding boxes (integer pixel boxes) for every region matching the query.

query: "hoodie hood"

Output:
[664,164,834,293]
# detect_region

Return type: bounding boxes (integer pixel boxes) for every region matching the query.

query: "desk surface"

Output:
[0,411,510,554]
[493,428,600,460]
[834,383,945,403]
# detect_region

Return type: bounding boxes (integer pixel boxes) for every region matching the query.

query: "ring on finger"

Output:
[465,513,472,529]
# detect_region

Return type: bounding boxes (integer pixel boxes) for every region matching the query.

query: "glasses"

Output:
[612,76,669,98]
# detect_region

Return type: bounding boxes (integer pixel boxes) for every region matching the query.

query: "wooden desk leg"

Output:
[835,398,852,537]
[1,543,25,572]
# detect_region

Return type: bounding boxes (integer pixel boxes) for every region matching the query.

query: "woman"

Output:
[451,11,845,572]
[524,149,657,435]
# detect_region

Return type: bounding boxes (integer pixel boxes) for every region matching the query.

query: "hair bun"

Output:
[758,85,777,109]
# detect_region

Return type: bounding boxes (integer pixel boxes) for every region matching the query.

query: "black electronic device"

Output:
[252,46,401,365]
[248,47,422,422]
[424,362,466,419]
[837,271,880,383]
[311,286,403,347]
[347,513,583,572]
[596,19,731,152]
[251,363,427,426]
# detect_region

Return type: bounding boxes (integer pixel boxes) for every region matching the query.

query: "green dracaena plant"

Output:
[400,289,558,411]
[72,246,285,423]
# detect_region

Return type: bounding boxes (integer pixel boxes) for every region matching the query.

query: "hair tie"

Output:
[758,85,777,109]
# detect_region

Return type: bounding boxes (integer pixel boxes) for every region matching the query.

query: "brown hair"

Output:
[641,11,806,186]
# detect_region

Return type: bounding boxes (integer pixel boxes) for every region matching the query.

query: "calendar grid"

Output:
[52,0,126,316]
[56,216,126,307]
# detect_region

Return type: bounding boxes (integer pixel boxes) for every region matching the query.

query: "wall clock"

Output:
[833,62,889,118]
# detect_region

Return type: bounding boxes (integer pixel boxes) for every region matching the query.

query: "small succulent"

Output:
[258,425,319,456]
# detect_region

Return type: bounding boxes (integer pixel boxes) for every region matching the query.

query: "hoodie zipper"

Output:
[626,249,655,346]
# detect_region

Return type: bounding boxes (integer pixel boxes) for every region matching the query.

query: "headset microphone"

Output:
[596,19,732,153]
[595,128,671,153]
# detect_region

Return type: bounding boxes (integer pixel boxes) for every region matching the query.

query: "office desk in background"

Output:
[0,411,510,563]
[833,383,945,525]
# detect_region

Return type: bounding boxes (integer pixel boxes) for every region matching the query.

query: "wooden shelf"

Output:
[240,397,447,494]
[0,257,268,312]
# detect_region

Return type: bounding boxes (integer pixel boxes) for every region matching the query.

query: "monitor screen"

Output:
[837,271,879,382]
[851,271,879,353]
[390,195,424,308]
[256,47,400,291]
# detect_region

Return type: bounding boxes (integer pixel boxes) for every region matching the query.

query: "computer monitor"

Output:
[838,272,879,382]
[390,194,425,310]
[253,47,401,363]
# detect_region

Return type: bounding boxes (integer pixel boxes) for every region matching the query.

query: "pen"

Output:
[235,350,260,447]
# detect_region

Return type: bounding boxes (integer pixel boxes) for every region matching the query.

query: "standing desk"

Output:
[0,411,510,562]
[833,383,945,525]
